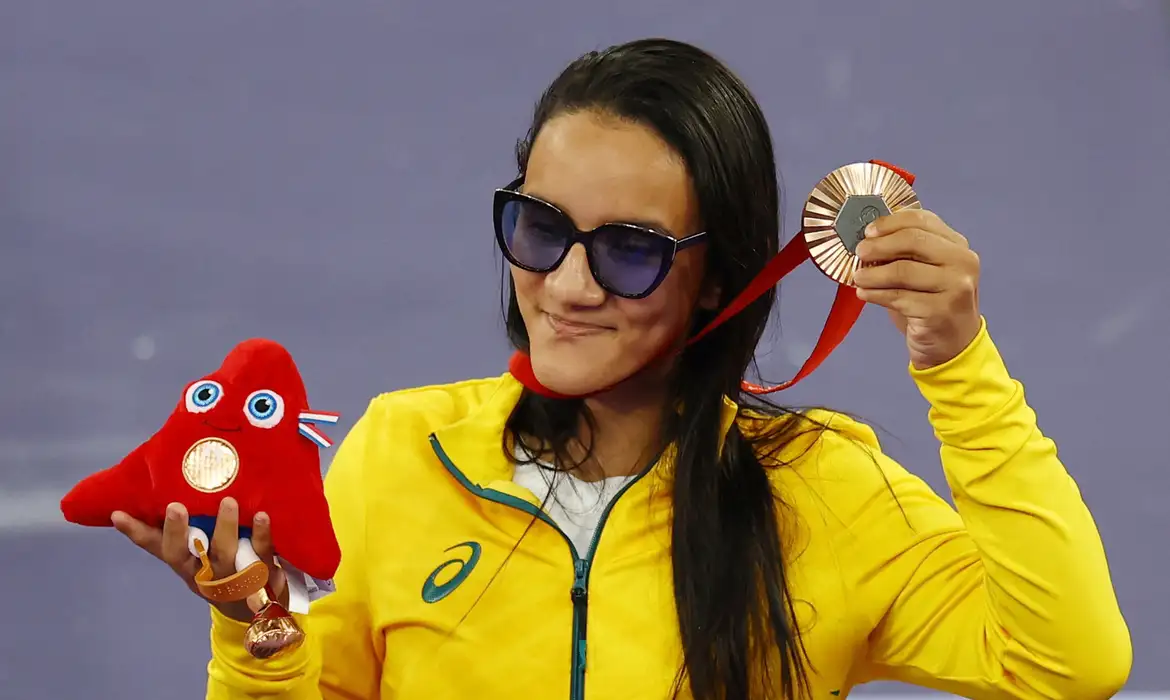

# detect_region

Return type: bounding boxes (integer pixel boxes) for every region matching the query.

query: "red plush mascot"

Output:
[60,338,341,658]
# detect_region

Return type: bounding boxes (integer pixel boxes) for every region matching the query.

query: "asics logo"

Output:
[421,541,482,604]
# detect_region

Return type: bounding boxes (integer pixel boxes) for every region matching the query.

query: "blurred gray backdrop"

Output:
[2,1,1168,698]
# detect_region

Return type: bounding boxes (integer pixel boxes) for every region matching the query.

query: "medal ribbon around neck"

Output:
[508,160,920,399]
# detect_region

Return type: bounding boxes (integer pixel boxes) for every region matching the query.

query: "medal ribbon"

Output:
[507,160,916,399]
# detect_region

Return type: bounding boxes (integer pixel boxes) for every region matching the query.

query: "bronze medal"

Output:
[244,588,306,660]
[181,437,240,493]
[801,161,922,286]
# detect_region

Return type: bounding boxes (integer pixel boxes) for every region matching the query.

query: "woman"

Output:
[112,38,1131,699]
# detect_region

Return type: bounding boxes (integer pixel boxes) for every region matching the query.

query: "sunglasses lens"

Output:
[500,199,570,271]
[592,226,669,297]
[496,191,675,298]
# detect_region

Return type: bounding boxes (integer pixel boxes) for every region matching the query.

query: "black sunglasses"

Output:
[493,178,708,299]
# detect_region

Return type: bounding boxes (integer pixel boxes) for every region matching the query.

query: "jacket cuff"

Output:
[207,605,311,681]
[908,317,1025,441]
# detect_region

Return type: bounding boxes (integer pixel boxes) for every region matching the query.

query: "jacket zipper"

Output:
[429,434,650,700]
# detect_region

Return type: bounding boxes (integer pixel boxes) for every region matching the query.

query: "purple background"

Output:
[2,1,1167,697]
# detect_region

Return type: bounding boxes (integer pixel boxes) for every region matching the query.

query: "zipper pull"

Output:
[571,559,588,603]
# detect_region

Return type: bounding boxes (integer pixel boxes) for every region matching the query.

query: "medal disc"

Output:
[245,601,307,659]
[182,437,240,493]
[801,162,921,286]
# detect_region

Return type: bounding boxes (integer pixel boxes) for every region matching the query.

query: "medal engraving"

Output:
[835,195,891,253]
[244,597,306,659]
[182,437,240,493]
[802,162,921,286]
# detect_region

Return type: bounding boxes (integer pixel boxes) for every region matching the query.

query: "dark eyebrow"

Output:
[519,186,678,237]
[615,218,678,237]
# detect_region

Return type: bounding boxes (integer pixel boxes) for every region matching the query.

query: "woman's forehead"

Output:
[524,113,699,235]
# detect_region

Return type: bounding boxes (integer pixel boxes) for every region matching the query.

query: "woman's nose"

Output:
[544,243,606,306]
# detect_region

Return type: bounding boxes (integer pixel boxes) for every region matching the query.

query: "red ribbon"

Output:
[508,160,916,399]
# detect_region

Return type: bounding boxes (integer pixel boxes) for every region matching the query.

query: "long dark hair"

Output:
[502,39,824,700]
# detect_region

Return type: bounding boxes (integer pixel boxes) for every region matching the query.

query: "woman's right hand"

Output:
[112,497,287,623]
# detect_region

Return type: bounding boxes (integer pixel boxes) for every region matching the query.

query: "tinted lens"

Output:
[500,199,570,270]
[592,226,669,297]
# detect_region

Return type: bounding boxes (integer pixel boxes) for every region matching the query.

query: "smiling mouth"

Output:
[545,313,612,336]
[202,420,242,433]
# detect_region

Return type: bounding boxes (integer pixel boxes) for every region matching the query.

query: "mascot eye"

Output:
[185,380,224,414]
[244,389,285,429]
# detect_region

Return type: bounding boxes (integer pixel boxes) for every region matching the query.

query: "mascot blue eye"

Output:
[184,380,224,414]
[244,389,285,428]
[193,385,219,406]
[248,393,277,419]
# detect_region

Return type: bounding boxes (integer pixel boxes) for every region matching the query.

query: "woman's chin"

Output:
[530,354,627,398]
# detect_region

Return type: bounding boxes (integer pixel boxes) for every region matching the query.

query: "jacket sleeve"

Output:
[838,320,1132,699]
[205,400,385,699]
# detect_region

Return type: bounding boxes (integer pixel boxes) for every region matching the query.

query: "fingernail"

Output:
[864,223,877,238]
[254,512,269,526]
[111,511,125,526]
[166,504,181,520]
[222,497,237,512]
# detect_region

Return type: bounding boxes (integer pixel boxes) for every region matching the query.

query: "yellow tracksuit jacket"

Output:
[205,322,1131,699]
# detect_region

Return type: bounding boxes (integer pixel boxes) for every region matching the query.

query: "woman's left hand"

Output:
[852,209,982,370]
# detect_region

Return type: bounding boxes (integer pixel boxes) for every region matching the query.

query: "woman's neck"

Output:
[571,375,669,481]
